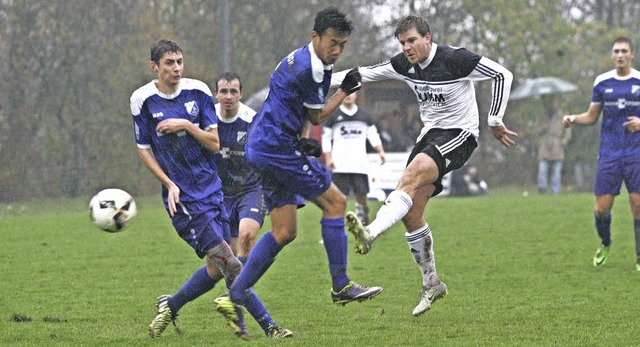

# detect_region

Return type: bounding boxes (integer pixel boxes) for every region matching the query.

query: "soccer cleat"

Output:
[345,211,373,254]
[266,324,293,339]
[412,282,448,316]
[331,281,383,306]
[213,294,249,340]
[593,244,610,267]
[149,295,181,338]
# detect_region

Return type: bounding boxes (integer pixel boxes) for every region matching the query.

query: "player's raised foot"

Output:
[266,324,293,339]
[593,244,610,267]
[149,295,181,338]
[213,294,249,340]
[412,282,448,316]
[331,281,383,306]
[345,211,373,254]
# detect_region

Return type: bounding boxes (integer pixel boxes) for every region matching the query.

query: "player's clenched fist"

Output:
[339,68,362,95]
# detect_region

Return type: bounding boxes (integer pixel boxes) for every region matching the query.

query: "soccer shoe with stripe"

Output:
[331,281,383,306]
[593,244,610,267]
[412,282,448,316]
[345,211,373,254]
[266,324,293,339]
[213,294,249,340]
[149,295,181,338]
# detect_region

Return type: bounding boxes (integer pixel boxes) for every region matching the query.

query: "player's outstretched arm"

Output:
[305,88,351,125]
[563,103,602,128]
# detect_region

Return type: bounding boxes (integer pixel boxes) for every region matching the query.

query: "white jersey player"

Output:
[332,15,517,317]
[322,92,385,224]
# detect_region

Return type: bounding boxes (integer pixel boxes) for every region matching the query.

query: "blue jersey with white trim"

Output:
[248,42,332,153]
[214,102,262,196]
[130,78,223,209]
[591,69,640,157]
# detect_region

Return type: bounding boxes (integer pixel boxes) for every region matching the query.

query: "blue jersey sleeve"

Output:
[200,92,218,131]
[130,83,154,148]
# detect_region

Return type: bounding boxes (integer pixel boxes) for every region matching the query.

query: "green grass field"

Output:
[1,190,639,346]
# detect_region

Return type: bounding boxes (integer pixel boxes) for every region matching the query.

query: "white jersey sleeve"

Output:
[466,56,513,126]
[367,124,383,148]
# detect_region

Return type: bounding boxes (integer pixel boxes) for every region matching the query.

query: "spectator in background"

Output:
[377,117,395,150]
[537,96,572,195]
[322,91,386,224]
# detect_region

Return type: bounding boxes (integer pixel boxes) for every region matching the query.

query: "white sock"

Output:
[368,190,412,239]
[405,225,439,288]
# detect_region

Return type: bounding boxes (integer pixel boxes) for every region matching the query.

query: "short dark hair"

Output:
[215,71,242,91]
[150,39,182,65]
[395,15,430,39]
[313,7,353,37]
[613,36,634,52]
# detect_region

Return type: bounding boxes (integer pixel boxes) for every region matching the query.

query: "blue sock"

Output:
[595,213,612,246]
[321,217,350,291]
[230,231,281,304]
[634,220,640,263]
[169,265,216,317]
[244,288,275,333]
[236,254,276,333]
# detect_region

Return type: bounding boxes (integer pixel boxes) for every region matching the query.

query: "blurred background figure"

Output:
[322,91,386,224]
[537,96,572,195]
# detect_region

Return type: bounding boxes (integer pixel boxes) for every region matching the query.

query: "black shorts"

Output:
[332,173,370,197]
[407,128,477,197]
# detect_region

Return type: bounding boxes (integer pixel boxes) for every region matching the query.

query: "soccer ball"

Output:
[89,188,137,232]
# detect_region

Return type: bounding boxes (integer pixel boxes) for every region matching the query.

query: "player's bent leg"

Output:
[207,243,248,340]
[237,218,261,259]
[405,224,447,316]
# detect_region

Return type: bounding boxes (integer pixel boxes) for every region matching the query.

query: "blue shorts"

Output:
[595,154,640,195]
[224,188,267,238]
[246,146,328,210]
[170,201,231,258]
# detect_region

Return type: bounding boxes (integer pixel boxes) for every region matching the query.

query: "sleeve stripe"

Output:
[475,62,506,116]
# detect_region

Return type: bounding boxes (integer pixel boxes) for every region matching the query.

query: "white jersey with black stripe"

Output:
[331,43,512,141]
[322,105,382,174]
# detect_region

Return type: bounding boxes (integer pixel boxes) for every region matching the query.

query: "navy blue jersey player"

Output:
[333,15,516,316]
[563,37,640,271]
[132,39,250,339]
[212,72,292,338]
[214,8,382,328]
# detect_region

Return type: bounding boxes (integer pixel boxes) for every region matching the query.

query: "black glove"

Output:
[339,68,362,95]
[299,138,322,157]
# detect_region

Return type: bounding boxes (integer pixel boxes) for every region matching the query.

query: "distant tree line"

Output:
[1,0,638,201]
